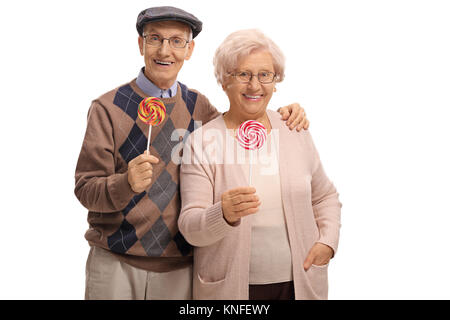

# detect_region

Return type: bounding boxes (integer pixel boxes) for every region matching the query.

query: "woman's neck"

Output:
[223,108,272,132]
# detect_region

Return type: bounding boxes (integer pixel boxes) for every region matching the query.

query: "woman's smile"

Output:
[242,93,264,101]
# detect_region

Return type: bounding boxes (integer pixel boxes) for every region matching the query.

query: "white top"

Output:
[248,133,293,284]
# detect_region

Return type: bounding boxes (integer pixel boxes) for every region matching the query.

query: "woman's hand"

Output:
[221,187,261,224]
[303,242,334,271]
[278,103,310,131]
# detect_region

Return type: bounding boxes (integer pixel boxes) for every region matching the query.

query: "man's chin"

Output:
[145,72,176,88]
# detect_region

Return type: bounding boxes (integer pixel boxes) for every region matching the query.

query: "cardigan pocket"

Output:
[194,272,227,300]
[306,263,329,299]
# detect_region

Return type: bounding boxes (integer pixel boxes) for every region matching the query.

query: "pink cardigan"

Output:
[179,110,342,300]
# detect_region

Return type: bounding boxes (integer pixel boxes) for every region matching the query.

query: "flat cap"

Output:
[136,6,203,38]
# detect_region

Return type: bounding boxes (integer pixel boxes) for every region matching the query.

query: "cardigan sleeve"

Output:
[74,101,137,212]
[307,132,342,255]
[178,134,235,247]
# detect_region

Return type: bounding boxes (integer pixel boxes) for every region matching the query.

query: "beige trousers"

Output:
[85,246,192,300]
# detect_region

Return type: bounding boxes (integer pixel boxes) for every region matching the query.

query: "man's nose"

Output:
[158,39,171,55]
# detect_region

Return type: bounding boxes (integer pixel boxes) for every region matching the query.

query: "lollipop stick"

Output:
[249,151,253,186]
[146,125,152,154]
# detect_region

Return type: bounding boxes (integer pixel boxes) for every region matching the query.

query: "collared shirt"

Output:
[136,67,178,98]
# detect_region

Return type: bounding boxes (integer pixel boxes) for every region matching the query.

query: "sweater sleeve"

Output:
[192,90,221,124]
[74,101,137,212]
[178,134,235,247]
[307,132,342,255]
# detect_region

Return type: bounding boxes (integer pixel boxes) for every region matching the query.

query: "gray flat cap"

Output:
[136,6,202,38]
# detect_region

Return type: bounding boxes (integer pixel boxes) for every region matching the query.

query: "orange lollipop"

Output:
[138,97,166,126]
[138,97,167,152]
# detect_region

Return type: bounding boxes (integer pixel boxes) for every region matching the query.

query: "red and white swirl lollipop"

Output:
[237,120,267,150]
[236,120,267,185]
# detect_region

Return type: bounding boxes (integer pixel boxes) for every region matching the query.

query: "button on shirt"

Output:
[136,67,178,98]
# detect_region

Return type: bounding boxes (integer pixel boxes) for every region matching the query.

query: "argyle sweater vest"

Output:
[75,79,220,272]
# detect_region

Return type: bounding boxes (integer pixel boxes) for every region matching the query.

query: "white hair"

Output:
[213,29,285,85]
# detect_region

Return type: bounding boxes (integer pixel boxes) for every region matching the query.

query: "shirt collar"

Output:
[136,67,178,98]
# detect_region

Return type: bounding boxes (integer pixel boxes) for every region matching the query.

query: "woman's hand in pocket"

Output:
[303,242,334,271]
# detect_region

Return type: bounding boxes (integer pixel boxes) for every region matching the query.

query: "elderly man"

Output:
[75,6,309,300]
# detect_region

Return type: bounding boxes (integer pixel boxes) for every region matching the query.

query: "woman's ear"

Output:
[222,80,230,91]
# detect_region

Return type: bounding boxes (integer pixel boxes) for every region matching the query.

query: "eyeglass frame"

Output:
[142,33,190,49]
[228,71,278,84]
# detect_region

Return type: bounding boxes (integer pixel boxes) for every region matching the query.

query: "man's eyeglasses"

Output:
[143,34,189,49]
[229,71,277,84]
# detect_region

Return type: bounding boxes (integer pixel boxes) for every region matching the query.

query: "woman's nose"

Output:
[247,75,261,90]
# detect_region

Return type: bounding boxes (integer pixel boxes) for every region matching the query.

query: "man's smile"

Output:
[154,59,174,66]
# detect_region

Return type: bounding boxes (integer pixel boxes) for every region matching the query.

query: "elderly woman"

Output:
[178,29,341,300]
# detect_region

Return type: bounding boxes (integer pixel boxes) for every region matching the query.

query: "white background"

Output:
[1,0,449,299]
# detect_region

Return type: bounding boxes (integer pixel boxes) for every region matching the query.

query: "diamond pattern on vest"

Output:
[107,82,195,257]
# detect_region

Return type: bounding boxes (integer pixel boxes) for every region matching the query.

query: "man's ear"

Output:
[138,36,144,56]
[184,40,195,60]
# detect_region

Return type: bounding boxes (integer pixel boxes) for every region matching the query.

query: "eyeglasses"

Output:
[143,34,189,49]
[229,71,277,84]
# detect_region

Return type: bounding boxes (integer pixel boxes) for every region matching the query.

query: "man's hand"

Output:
[303,242,334,271]
[127,151,159,193]
[278,103,310,131]
[221,187,261,225]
